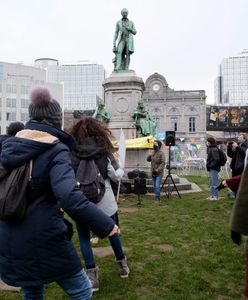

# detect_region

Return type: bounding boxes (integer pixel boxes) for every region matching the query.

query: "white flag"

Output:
[118,129,126,169]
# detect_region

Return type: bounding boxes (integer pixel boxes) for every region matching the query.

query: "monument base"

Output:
[103,71,145,141]
[125,148,151,177]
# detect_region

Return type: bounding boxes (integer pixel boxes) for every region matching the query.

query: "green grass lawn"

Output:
[0,176,245,299]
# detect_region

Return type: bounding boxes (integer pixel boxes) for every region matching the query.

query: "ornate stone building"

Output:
[143,73,207,161]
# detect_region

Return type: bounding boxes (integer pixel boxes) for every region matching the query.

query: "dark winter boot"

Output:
[86,267,99,292]
[116,257,130,278]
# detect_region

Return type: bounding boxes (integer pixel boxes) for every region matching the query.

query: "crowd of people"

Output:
[1,86,248,298]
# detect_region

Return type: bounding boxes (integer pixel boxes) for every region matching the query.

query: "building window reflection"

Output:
[171,117,178,131]
[189,117,196,132]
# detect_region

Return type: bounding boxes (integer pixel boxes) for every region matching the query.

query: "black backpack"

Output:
[76,159,106,204]
[0,161,32,222]
[218,148,227,167]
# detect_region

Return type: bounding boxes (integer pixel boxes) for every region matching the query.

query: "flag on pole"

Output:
[118,129,126,169]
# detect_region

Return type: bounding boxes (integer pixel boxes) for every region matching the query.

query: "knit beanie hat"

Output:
[29,87,62,129]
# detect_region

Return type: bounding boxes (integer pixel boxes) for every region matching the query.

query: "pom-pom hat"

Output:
[29,87,62,129]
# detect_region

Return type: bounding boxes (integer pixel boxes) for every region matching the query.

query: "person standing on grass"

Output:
[206,137,221,200]
[69,116,130,293]
[227,133,248,177]
[230,162,248,298]
[0,87,119,300]
[147,140,165,203]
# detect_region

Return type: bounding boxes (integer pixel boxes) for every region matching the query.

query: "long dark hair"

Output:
[68,116,115,155]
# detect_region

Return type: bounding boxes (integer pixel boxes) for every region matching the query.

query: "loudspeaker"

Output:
[165,131,175,146]
[134,178,147,195]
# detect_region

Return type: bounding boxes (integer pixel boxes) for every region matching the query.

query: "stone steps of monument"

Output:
[146,182,192,193]
[145,177,180,185]
[123,175,193,193]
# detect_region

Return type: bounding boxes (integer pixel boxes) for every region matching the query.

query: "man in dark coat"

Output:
[0,87,118,300]
[227,133,248,177]
[206,137,221,200]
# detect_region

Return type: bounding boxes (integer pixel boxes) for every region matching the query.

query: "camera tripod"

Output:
[160,145,181,198]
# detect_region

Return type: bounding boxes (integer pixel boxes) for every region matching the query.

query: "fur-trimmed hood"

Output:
[16,129,58,144]
[1,121,76,169]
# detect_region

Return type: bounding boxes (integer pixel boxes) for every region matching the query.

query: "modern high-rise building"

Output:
[0,61,63,134]
[35,58,106,110]
[214,49,248,105]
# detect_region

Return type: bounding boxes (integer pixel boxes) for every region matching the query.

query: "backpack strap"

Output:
[26,160,52,215]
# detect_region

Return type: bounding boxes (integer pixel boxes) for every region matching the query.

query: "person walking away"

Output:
[69,117,130,292]
[147,140,165,202]
[206,137,221,200]
[0,87,119,300]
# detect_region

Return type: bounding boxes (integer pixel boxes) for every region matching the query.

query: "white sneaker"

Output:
[207,196,218,201]
[90,237,99,244]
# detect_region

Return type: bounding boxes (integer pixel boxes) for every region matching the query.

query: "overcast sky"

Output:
[0,0,247,103]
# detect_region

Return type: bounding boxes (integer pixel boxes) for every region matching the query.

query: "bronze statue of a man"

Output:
[113,8,136,71]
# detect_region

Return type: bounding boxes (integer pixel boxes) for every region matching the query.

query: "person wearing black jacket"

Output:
[206,137,221,200]
[227,133,248,177]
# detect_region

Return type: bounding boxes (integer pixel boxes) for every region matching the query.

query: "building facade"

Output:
[143,73,207,161]
[35,58,106,111]
[214,49,248,105]
[0,61,63,134]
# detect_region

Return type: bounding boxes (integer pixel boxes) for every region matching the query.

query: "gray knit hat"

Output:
[29,87,62,129]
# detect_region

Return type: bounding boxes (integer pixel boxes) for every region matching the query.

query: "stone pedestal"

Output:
[103,71,153,175]
[103,71,144,140]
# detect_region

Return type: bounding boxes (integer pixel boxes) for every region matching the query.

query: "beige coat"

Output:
[147,150,165,176]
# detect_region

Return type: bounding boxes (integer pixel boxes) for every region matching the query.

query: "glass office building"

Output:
[215,50,248,105]
[0,61,63,134]
[35,59,106,110]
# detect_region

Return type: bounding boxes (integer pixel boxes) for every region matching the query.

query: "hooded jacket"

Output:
[227,140,248,176]
[70,137,123,217]
[0,121,115,287]
[0,134,10,152]
[206,145,221,172]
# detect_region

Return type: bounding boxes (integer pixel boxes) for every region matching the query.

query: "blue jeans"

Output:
[209,169,219,198]
[152,175,162,200]
[22,269,92,300]
[77,214,124,267]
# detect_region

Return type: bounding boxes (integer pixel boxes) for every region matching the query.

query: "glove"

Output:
[216,183,226,191]
[231,230,241,245]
